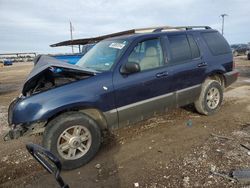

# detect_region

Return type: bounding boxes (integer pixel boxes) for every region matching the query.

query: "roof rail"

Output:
[50,26,212,47]
[134,25,211,33]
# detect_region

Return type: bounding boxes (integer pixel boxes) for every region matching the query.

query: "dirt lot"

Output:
[0,58,250,188]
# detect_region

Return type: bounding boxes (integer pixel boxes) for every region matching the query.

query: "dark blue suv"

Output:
[5,26,238,169]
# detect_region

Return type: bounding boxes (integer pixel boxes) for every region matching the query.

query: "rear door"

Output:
[163,32,207,107]
[112,37,176,127]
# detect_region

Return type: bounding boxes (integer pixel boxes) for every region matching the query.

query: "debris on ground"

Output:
[240,143,250,151]
[210,171,237,182]
[183,176,190,187]
[134,182,139,187]
[186,119,192,127]
[95,163,101,169]
[232,169,250,183]
[210,133,234,140]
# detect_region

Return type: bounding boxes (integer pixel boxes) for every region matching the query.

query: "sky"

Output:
[0,0,249,54]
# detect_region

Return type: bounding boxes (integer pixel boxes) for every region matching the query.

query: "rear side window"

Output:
[202,32,231,55]
[187,35,200,59]
[168,34,192,64]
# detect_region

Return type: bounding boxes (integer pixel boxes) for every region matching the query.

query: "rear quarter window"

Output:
[202,32,231,56]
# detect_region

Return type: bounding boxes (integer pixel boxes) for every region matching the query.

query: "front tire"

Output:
[194,80,223,115]
[43,112,101,170]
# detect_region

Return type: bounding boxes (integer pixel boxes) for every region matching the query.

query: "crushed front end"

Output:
[4,97,28,141]
[3,55,97,141]
[4,96,46,141]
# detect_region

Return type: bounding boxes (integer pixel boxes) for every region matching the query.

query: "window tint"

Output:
[187,35,200,58]
[168,35,192,63]
[128,38,164,71]
[202,32,231,55]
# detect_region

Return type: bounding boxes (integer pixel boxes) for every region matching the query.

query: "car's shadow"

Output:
[181,104,197,114]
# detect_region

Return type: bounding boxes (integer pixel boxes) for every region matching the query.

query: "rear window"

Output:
[187,35,200,59]
[202,32,231,56]
[168,34,192,63]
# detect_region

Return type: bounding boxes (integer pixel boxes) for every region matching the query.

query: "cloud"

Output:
[0,0,249,53]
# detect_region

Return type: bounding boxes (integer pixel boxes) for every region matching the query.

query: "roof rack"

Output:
[50,26,211,47]
[135,26,211,33]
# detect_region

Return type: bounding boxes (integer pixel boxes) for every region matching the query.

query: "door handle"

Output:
[197,62,207,67]
[156,71,168,78]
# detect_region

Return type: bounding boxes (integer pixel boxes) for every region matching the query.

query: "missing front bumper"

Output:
[3,122,46,141]
[3,126,25,141]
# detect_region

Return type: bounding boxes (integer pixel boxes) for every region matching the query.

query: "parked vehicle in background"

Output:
[3,59,13,66]
[5,26,238,170]
[247,51,250,60]
[231,44,250,56]
[51,44,96,65]
[51,54,83,65]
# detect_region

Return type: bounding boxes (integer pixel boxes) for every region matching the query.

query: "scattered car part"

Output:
[240,143,250,151]
[211,171,237,182]
[26,143,69,188]
[232,169,250,183]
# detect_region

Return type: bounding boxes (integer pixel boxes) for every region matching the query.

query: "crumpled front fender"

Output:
[11,82,101,125]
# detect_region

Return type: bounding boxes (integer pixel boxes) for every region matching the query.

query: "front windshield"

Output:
[77,39,129,71]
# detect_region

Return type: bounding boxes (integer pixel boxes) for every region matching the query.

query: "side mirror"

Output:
[26,143,69,188]
[121,62,140,74]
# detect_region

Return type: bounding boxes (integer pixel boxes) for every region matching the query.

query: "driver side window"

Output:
[128,38,164,71]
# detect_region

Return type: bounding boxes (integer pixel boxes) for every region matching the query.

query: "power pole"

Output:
[220,14,228,36]
[70,21,74,53]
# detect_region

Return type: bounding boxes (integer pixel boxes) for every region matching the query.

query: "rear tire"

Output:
[194,80,223,115]
[43,112,101,170]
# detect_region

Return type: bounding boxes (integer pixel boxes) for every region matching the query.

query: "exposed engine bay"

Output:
[22,55,97,96]
[24,68,92,96]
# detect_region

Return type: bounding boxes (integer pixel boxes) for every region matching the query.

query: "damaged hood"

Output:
[22,55,98,95]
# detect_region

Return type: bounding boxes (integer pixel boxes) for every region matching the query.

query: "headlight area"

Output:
[8,97,21,125]
[3,121,46,141]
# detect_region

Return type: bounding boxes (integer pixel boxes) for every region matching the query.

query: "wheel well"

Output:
[46,108,108,130]
[208,73,225,88]
[79,108,108,130]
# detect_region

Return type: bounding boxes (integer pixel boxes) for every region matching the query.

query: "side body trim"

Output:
[104,84,201,129]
